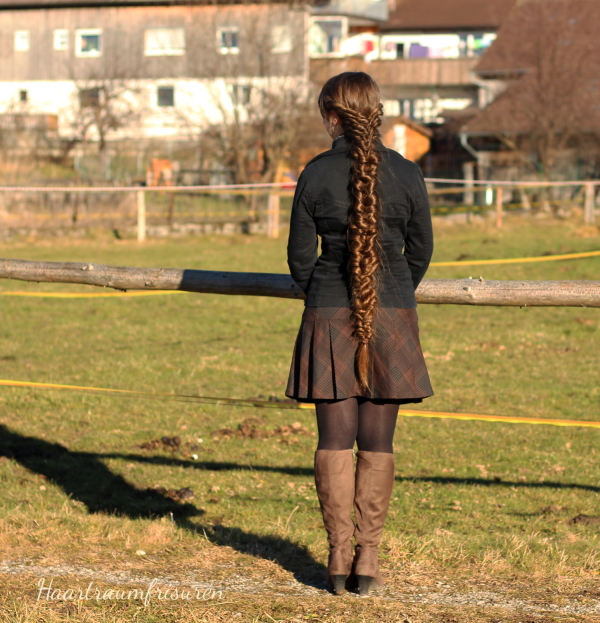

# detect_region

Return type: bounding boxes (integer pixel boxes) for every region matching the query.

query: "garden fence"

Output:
[0,178,596,240]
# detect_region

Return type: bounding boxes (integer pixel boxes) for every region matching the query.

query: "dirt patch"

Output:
[569,514,600,525]
[211,418,314,443]
[137,435,181,451]
[151,486,195,502]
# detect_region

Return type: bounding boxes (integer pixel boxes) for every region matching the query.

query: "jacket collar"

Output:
[331,134,347,150]
[332,134,388,152]
[305,134,388,168]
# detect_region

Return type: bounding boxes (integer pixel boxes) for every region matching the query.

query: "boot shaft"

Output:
[313,449,356,548]
[353,450,395,549]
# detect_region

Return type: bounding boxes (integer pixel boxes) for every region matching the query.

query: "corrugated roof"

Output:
[382,0,518,33]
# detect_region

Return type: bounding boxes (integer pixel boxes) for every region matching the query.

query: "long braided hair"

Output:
[318,72,383,393]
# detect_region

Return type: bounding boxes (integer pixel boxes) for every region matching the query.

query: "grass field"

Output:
[0,214,599,622]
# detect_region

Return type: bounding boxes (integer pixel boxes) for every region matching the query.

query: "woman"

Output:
[285,72,434,596]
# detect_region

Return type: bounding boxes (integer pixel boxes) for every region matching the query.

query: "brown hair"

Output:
[318,72,383,393]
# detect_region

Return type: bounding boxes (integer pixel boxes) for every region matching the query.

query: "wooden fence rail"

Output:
[0,179,596,240]
[1,259,600,307]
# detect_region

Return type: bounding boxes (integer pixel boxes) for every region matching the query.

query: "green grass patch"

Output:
[0,213,599,621]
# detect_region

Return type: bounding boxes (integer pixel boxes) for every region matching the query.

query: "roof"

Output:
[382,0,518,33]
[462,80,537,135]
[0,0,295,8]
[465,0,600,135]
[475,0,600,76]
[381,114,433,138]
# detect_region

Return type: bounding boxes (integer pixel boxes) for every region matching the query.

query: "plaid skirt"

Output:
[285,307,434,402]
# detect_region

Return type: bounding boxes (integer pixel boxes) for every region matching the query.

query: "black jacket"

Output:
[287,135,434,308]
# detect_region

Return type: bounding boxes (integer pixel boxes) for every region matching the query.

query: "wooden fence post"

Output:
[267,194,280,239]
[584,182,596,225]
[137,190,146,242]
[496,186,503,228]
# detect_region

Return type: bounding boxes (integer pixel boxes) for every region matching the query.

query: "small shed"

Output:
[380,115,432,163]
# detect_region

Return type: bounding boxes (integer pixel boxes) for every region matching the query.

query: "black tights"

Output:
[315,398,400,454]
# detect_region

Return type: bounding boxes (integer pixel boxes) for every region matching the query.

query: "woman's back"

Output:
[287,134,433,308]
[285,71,434,597]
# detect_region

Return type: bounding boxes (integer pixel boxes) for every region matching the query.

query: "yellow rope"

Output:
[431,249,600,267]
[1,378,599,429]
[0,291,185,298]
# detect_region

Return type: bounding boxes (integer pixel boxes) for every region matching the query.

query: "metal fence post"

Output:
[584,182,596,225]
[137,190,146,242]
[485,184,493,207]
[462,162,474,206]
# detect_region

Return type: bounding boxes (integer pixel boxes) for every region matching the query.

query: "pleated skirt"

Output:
[285,306,434,403]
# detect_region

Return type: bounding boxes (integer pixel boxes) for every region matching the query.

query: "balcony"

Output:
[310,57,479,86]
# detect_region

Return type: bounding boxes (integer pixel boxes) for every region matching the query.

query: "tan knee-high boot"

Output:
[352,450,396,595]
[313,448,356,594]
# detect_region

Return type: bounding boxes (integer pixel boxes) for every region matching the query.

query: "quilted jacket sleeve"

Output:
[404,165,434,290]
[287,171,318,294]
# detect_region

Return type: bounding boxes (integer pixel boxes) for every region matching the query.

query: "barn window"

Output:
[14,31,30,52]
[230,84,251,106]
[217,28,239,54]
[144,28,185,56]
[19,90,28,103]
[80,88,100,108]
[157,86,174,107]
[53,29,69,51]
[75,29,102,57]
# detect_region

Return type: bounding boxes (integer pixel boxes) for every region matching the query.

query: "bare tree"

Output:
[176,4,312,185]
[70,77,143,155]
[202,78,312,185]
[469,0,600,181]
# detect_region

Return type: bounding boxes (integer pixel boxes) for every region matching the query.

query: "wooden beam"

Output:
[1,259,599,307]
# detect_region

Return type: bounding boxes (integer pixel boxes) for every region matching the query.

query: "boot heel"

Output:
[357,575,375,596]
[328,574,348,595]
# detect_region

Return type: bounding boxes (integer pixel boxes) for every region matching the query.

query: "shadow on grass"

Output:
[0,425,326,590]
[106,452,314,477]
[0,424,201,520]
[395,475,600,493]
[201,523,326,590]
[103,452,600,494]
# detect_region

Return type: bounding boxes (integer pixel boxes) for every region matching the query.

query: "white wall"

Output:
[0,76,306,142]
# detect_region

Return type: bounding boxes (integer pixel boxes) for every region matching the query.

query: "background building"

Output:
[4,0,595,186]
[463,0,600,182]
